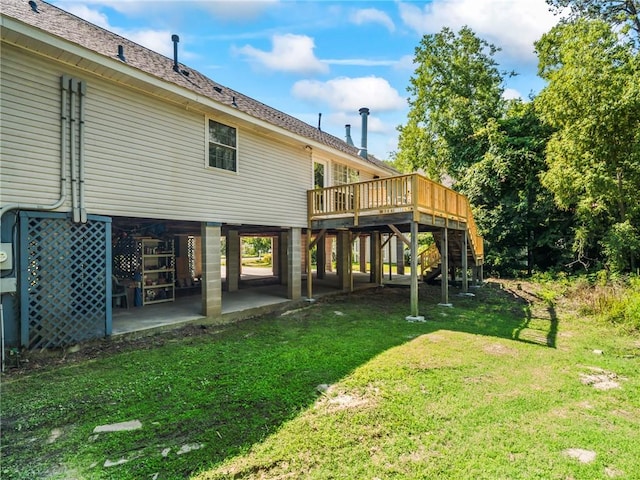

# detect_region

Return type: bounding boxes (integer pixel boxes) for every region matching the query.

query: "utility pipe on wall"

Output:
[78,80,87,223]
[70,78,80,223]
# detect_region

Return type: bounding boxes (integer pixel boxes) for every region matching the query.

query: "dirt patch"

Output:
[483,343,517,356]
[579,367,625,390]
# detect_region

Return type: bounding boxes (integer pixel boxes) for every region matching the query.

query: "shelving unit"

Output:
[141,238,175,305]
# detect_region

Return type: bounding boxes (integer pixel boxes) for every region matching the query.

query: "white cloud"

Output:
[58,3,110,27]
[236,34,328,74]
[502,88,523,100]
[57,3,178,57]
[291,76,406,113]
[398,0,559,62]
[350,8,395,32]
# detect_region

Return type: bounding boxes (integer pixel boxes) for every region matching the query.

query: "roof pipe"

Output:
[0,75,69,219]
[171,34,180,72]
[358,107,369,159]
[345,124,354,146]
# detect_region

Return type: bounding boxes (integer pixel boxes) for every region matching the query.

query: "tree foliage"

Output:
[535,19,640,270]
[459,102,573,275]
[546,0,640,45]
[395,27,504,180]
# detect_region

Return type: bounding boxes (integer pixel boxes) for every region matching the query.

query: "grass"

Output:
[1,280,639,479]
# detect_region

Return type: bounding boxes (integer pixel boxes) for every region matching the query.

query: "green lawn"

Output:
[1,281,638,479]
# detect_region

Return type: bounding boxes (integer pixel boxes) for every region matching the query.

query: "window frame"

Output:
[206,118,239,173]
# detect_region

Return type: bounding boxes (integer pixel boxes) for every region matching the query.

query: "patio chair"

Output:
[112,275,129,309]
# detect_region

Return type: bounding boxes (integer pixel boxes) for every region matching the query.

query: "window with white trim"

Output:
[332,163,359,185]
[208,119,237,172]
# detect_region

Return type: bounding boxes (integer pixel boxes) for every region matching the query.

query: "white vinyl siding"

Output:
[0,44,310,227]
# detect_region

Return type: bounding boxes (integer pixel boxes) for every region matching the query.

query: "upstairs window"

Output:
[208,119,237,172]
[332,163,359,185]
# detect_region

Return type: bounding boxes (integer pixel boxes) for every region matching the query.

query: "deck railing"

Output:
[308,173,484,261]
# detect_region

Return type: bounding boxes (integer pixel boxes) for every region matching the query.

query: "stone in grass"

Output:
[93,420,142,433]
[564,448,596,464]
[104,458,128,467]
[177,443,204,455]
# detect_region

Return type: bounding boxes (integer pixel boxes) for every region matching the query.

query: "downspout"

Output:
[70,78,80,223]
[0,75,69,219]
[78,80,87,223]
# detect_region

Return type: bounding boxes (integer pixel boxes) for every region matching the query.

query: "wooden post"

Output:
[307,231,313,301]
[439,226,451,307]
[370,231,382,284]
[406,221,424,321]
[462,229,468,293]
[226,229,240,292]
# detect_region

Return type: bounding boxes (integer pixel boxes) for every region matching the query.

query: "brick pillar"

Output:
[287,227,301,299]
[336,230,352,291]
[226,229,240,292]
[370,231,382,284]
[201,222,222,317]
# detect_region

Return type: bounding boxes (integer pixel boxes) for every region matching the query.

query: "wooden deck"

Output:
[307,173,484,265]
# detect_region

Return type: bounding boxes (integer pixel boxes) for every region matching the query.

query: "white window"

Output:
[208,119,237,172]
[332,163,359,185]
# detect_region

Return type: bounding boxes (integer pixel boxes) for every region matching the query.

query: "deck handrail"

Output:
[308,173,484,262]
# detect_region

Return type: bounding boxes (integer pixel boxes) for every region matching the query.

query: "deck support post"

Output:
[336,230,352,291]
[461,229,468,293]
[226,229,240,292]
[370,231,382,284]
[439,226,452,307]
[396,237,405,275]
[359,236,367,273]
[287,228,301,300]
[316,234,326,279]
[306,230,314,301]
[406,221,424,321]
[201,222,222,317]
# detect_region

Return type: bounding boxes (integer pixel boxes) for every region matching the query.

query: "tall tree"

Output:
[546,0,640,45]
[535,19,640,270]
[395,27,504,180]
[459,101,573,275]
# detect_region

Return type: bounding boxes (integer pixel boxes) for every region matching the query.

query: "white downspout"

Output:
[70,78,80,223]
[78,80,87,223]
[0,76,70,219]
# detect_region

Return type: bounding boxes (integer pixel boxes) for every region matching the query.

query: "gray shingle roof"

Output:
[2,0,397,174]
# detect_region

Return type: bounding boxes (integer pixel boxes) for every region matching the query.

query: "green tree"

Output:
[459,101,573,275]
[546,0,640,44]
[535,19,640,271]
[395,26,505,180]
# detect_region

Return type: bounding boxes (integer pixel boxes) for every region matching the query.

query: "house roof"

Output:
[2,0,398,175]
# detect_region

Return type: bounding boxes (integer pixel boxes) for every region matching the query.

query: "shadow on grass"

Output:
[1,281,555,479]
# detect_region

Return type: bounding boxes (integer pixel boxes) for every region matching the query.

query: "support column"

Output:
[461,230,469,294]
[279,232,288,286]
[396,237,405,275]
[226,229,240,292]
[406,221,424,321]
[272,237,279,277]
[439,226,452,307]
[325,236,333,272]
[201,222,222,317]
[370,231,382,284]
[316,235,326,280]
[287,227,301,299]
[306,230,313,301]
[359,236,367,273]
[336,230,351,291]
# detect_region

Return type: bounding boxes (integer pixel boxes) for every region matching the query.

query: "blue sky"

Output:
[52,0,562,160]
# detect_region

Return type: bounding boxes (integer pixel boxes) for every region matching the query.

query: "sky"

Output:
[51,0,563,161]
